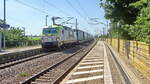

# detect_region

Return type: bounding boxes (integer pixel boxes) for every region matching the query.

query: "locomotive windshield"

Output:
[43,28,57,34]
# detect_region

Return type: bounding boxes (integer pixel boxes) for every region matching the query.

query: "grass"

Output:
[19,72,29,77]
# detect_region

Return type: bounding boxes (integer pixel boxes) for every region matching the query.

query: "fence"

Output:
[106,38,150,80]
[5,40,41,48]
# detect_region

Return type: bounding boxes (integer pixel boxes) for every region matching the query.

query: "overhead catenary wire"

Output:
[65,0,89,23]
[75,0,103,35]
[65,0,95,34]
[15,0,51,16]
[16,0,88,24]
[65,0,94,32]
[8,16,34,30]
[76,0,90,19]
[44,0,71,16]
[75,0,94,31]
[14,0,93,33]
[15,0,75,27]
[42,0,74,25]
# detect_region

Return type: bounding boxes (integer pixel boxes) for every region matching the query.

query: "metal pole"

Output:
[52,17,55,25]
[117,22,120,52]
[45,15,48,26]
[106,20,108,35]
[103,27,105,41]
[4,0,6,24]
[3,0,6,49]
[106,20,109,42]
[75,19,78,42]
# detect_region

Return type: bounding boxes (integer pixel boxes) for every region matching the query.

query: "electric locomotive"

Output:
[42,25,76,50]
[42,24,93,50]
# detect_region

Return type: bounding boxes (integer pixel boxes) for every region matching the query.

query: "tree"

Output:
[100,0,140,24]
[100,0,150,43]
[128,1,150,42]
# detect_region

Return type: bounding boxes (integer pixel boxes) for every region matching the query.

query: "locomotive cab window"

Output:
[43,28,57,34]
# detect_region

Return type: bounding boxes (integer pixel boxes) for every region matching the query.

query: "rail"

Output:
[20,41,96,84]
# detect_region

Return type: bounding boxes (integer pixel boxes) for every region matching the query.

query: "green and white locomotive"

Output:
[42,24,93,50]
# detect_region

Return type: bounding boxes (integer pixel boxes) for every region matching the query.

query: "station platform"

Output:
[0,45,41,55]
[61,41,116,84]
[60,41,148,84]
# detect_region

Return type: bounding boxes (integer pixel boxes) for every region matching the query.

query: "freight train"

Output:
[41,24,93,50]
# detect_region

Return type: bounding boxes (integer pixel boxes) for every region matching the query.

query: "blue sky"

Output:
[0,0,106,36]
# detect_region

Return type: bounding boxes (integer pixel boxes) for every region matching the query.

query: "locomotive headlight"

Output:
[56,37,60,41]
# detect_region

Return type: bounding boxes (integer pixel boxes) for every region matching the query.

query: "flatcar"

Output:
[42,24,93,50]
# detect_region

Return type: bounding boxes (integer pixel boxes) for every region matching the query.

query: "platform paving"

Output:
[61,41,114,84]
[0,45,41,55]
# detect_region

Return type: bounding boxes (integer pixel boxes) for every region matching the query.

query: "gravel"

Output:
[0,45,85,84]
[32,42,95,84]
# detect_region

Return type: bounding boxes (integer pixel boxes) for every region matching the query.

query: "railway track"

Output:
[60,41,105,84]
[0,44,78,69]
[60,41,132,84]
[20,41,96,84]
[0,52,51,69]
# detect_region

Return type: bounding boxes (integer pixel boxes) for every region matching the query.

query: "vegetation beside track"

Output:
[0,19,41,48]
[100,0,150,43]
